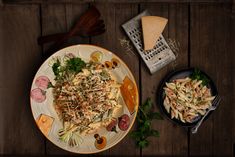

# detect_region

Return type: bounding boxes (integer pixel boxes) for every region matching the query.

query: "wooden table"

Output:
[0,0,234,156]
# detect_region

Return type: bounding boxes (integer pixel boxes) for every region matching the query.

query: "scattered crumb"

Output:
[166,38,180,69]
[119,37,136,56]
[166,38,180,54]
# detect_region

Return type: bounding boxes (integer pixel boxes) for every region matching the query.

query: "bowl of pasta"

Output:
[30,45,139,154]
[157,68,218,127]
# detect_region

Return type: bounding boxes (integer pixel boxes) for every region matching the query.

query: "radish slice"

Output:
[35,76,50,89]
[31,88,46,103]
[118,114,130,131]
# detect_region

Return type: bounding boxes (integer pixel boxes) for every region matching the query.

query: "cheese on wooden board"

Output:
[36,114,54,136]
[141,16,168,50]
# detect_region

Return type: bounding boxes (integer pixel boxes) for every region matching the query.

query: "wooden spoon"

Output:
[43,6,105,58]
[38,20,105,45]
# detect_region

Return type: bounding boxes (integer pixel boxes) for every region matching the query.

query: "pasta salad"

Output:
[163,77,215,123]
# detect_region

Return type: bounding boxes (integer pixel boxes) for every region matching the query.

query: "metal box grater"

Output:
[122,10,176,74]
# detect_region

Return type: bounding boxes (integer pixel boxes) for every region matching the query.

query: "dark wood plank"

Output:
[91,2,140,156]
[233,0,235,14]
[232,3,235,156]
[0,4,45,154]
[41,4,67,57]
[140,3,189,156]
[190,4,234,156]
[2,0,232,4]
[64,4,90,46]
[2,0,93,4]
[41,4,90,155]
[95,0,232,3]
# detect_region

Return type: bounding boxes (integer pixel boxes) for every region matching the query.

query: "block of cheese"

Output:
[141,16,168,50]
[36,114,54,136]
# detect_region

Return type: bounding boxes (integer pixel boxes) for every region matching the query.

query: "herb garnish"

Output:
[66,57,86,73]
[52,57,86,80]
[130,98,163,148]
[190,69,209,86]
[52,59,61,77]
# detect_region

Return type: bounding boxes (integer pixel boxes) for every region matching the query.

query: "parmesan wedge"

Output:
[141,16,168,50]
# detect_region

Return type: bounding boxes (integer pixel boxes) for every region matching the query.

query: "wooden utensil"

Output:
[42,6,105,58]
[38,19,105,44]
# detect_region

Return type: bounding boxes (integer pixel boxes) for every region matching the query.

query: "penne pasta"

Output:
[163,77,215,123]
[163,97,171,113]
[166,82,176,90]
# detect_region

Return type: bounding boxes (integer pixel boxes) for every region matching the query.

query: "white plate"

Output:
[30,44,139,154]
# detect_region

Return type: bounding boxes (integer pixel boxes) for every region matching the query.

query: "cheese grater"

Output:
[122,10,176,74]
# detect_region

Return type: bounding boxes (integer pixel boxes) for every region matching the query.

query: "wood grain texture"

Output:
[1,0,232,4]
[0,4,44,154]
[232,0,235,20]
[140,3,188,156]
[190,4,234,157]
[232,3,235,156]
[95,0,232,3]
[91,2,140,156]
[41,4,67,57]
[232,7,235,157]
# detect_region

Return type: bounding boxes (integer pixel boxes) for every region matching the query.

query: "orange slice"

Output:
[120,76,138,114]
[36,114,54,137]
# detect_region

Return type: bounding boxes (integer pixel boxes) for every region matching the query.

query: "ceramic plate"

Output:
[30,45,139,154]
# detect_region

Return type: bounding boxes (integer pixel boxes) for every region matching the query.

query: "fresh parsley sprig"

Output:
[130,98,163,148]
[66,57,86,73]
[52,59,61,77]
[190,68,209,86]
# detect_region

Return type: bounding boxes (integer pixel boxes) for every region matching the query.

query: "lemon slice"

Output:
[90,51,103,62]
